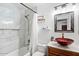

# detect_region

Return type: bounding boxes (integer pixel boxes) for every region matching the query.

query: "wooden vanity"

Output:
[48,42,79,56]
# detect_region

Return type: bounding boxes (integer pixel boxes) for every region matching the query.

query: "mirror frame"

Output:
[54,11,74,33]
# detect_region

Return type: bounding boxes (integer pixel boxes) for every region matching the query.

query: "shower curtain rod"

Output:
[20,3,37,13]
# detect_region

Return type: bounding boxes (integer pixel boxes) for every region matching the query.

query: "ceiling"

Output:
[30,3,62,8]
[24,3,63,15]
[33,3,63,15]
[25,3,63,10]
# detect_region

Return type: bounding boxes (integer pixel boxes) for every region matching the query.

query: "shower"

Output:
[0,3,37,56]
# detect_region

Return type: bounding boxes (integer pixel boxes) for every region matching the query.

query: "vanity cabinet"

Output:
[48,46,79,56]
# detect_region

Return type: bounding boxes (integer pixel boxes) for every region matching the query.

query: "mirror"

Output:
[54,11,74,33]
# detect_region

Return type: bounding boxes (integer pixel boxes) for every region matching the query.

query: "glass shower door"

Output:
[18,10,34,56]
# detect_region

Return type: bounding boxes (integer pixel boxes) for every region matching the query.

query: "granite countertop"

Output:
[48,41,79,53]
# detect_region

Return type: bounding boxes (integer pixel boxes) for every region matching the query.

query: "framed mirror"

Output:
[54,11,74,33]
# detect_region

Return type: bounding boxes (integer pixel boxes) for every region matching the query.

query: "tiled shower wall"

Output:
[0,3,29,56]
[0,30,19,56]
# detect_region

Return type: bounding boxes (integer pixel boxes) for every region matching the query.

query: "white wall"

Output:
[47,3,79,45]
[37,4,55,45]
[37,3,79,46]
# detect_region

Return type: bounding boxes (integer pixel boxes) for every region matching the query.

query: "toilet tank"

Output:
[38,28,50,44]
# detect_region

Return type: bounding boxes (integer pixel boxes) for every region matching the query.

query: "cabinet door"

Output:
[48,46,64,56]
[48,46,79,56]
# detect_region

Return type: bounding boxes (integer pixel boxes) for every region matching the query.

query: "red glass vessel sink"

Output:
[55,38,74,46]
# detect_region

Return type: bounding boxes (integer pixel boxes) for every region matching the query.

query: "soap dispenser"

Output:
[51,36,54,41]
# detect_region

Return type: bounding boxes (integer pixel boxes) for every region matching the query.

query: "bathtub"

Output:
[5,46,30,56]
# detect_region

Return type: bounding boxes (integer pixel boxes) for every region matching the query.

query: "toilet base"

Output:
[32,51,45,56]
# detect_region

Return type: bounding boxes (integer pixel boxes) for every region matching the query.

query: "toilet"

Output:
[32,27,49,56]
[32,43,47,56]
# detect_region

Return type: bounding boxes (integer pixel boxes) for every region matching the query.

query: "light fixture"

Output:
[54,3,69,10]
